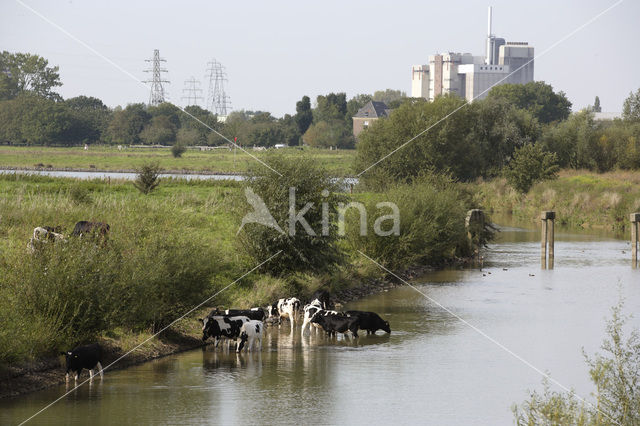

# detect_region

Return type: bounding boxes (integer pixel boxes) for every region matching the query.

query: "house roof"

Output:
[353,101,391,119]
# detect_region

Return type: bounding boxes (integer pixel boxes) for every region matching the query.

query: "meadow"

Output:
[0,145,356,176]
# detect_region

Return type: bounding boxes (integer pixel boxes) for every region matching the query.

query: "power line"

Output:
[205,58,231,116]
[143,49,169,106]
[181,76,203,107]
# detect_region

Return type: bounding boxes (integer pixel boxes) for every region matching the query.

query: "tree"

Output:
[303,120,354,149]
[0,94,72,145]
[504,143,559,193]
[372,89,405,105]
[294,95,313,135]
[488,81,572,124]
[105,103,150,145]
[622,88,640,122]
[64,96,111,144]
[133,163,161,194]
[147,102,181,129]
[346,94,372,119]
[0,51,62,100]
[593,95,602,113]
[314,93,347,123]
[541,110,597,169]
[140,115,177,145]
[180,105,219,144]
[238,155,345,276]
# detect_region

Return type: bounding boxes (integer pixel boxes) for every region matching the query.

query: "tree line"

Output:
[0,51,402,149]
[356,81,640,191]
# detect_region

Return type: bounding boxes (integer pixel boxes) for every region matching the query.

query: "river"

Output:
[2,223,638,425]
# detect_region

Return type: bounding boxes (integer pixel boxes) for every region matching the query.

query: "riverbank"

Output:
[0,259,449,400]
[472,170,640,232]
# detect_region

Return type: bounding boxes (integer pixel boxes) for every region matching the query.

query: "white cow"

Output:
[237,320,263,352]
[301,300,341,336]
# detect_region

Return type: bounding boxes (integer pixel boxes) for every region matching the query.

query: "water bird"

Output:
[528,273,535,277]
[502,268,508,271]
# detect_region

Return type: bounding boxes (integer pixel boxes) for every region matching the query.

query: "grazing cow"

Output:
[28,226,66,252]
[301,300,341,335]
[71,221,110,240]
[311,312,360,338]
[346,311,391,335]
[310,289,333,310]
[236,320,263,353]
[275,297,301,330]
[200,315,251,348]
[212,308,266,321]
[60,343,104,382]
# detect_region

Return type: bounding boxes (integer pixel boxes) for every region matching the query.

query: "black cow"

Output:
[311,312,360,338]
[60,343,104,382]
[345,310,391,335]
[310,289,333,310]
[211,308,266,321]
[200,315,251,348]
[72,221,110,240]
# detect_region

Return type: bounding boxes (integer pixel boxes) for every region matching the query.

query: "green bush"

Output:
[134,162,161,194]
[171,143,186,158]
[513,301,640,425]
[504,144,559,193]
[238,154,345,276]
[345,173,473,270]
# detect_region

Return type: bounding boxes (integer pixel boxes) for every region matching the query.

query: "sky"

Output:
[1,0,639,117]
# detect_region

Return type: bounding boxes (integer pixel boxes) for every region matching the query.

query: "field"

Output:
[473,170,640,231]
[0,145,357,176]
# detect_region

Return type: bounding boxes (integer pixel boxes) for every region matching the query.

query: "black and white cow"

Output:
[28,226,66,252]
[236,320,263,353]
[310,289,333,310]
[310,312,360,338]
[212,308,266,321]
[266,298,301,330]
[200,315,251,348]
[345,311,391,335]
[60,343,104,382]
[301,300,341,336]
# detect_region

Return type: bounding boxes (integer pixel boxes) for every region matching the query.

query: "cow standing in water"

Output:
[61,343,104,382]
[236,320,263,353]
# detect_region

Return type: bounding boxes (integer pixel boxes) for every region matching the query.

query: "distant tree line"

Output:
[356,81,640,191]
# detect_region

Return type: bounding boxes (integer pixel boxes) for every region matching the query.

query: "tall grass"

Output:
[474,171,640,231]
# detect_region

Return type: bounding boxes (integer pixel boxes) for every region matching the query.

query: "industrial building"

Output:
[411,7,534,102]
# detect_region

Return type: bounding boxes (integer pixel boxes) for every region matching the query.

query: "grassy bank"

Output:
[473,170,640,231]
[0,167,478,368]
[0,145,356,176]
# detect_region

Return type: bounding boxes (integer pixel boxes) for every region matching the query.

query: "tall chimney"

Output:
[486,6,494,65]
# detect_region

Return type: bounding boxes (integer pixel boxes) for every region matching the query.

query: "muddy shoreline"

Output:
[0,260,468,400]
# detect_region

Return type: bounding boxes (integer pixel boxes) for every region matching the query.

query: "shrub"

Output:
[171,143,186,158]
[345,173,474,270]
[134,162,161,194]
[504,143,559,193]
[238,154,345,276]
[513,301,640,425]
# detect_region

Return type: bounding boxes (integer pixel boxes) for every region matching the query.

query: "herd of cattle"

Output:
[61,290,391,383]
[28,221,110,252]
[198,290,391,352]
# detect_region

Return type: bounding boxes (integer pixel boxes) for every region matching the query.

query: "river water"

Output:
[2,224,639,425]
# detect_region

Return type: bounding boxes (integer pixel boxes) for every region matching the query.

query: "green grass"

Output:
[472,170,640,231]
[0,145,357,176]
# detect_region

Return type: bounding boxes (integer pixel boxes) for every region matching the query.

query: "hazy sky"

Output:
[1,0,638,117]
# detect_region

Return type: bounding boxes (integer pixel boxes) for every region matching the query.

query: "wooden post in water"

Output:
[466,209,485,263]
[541,211,555,269]
[632,213,640,268]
